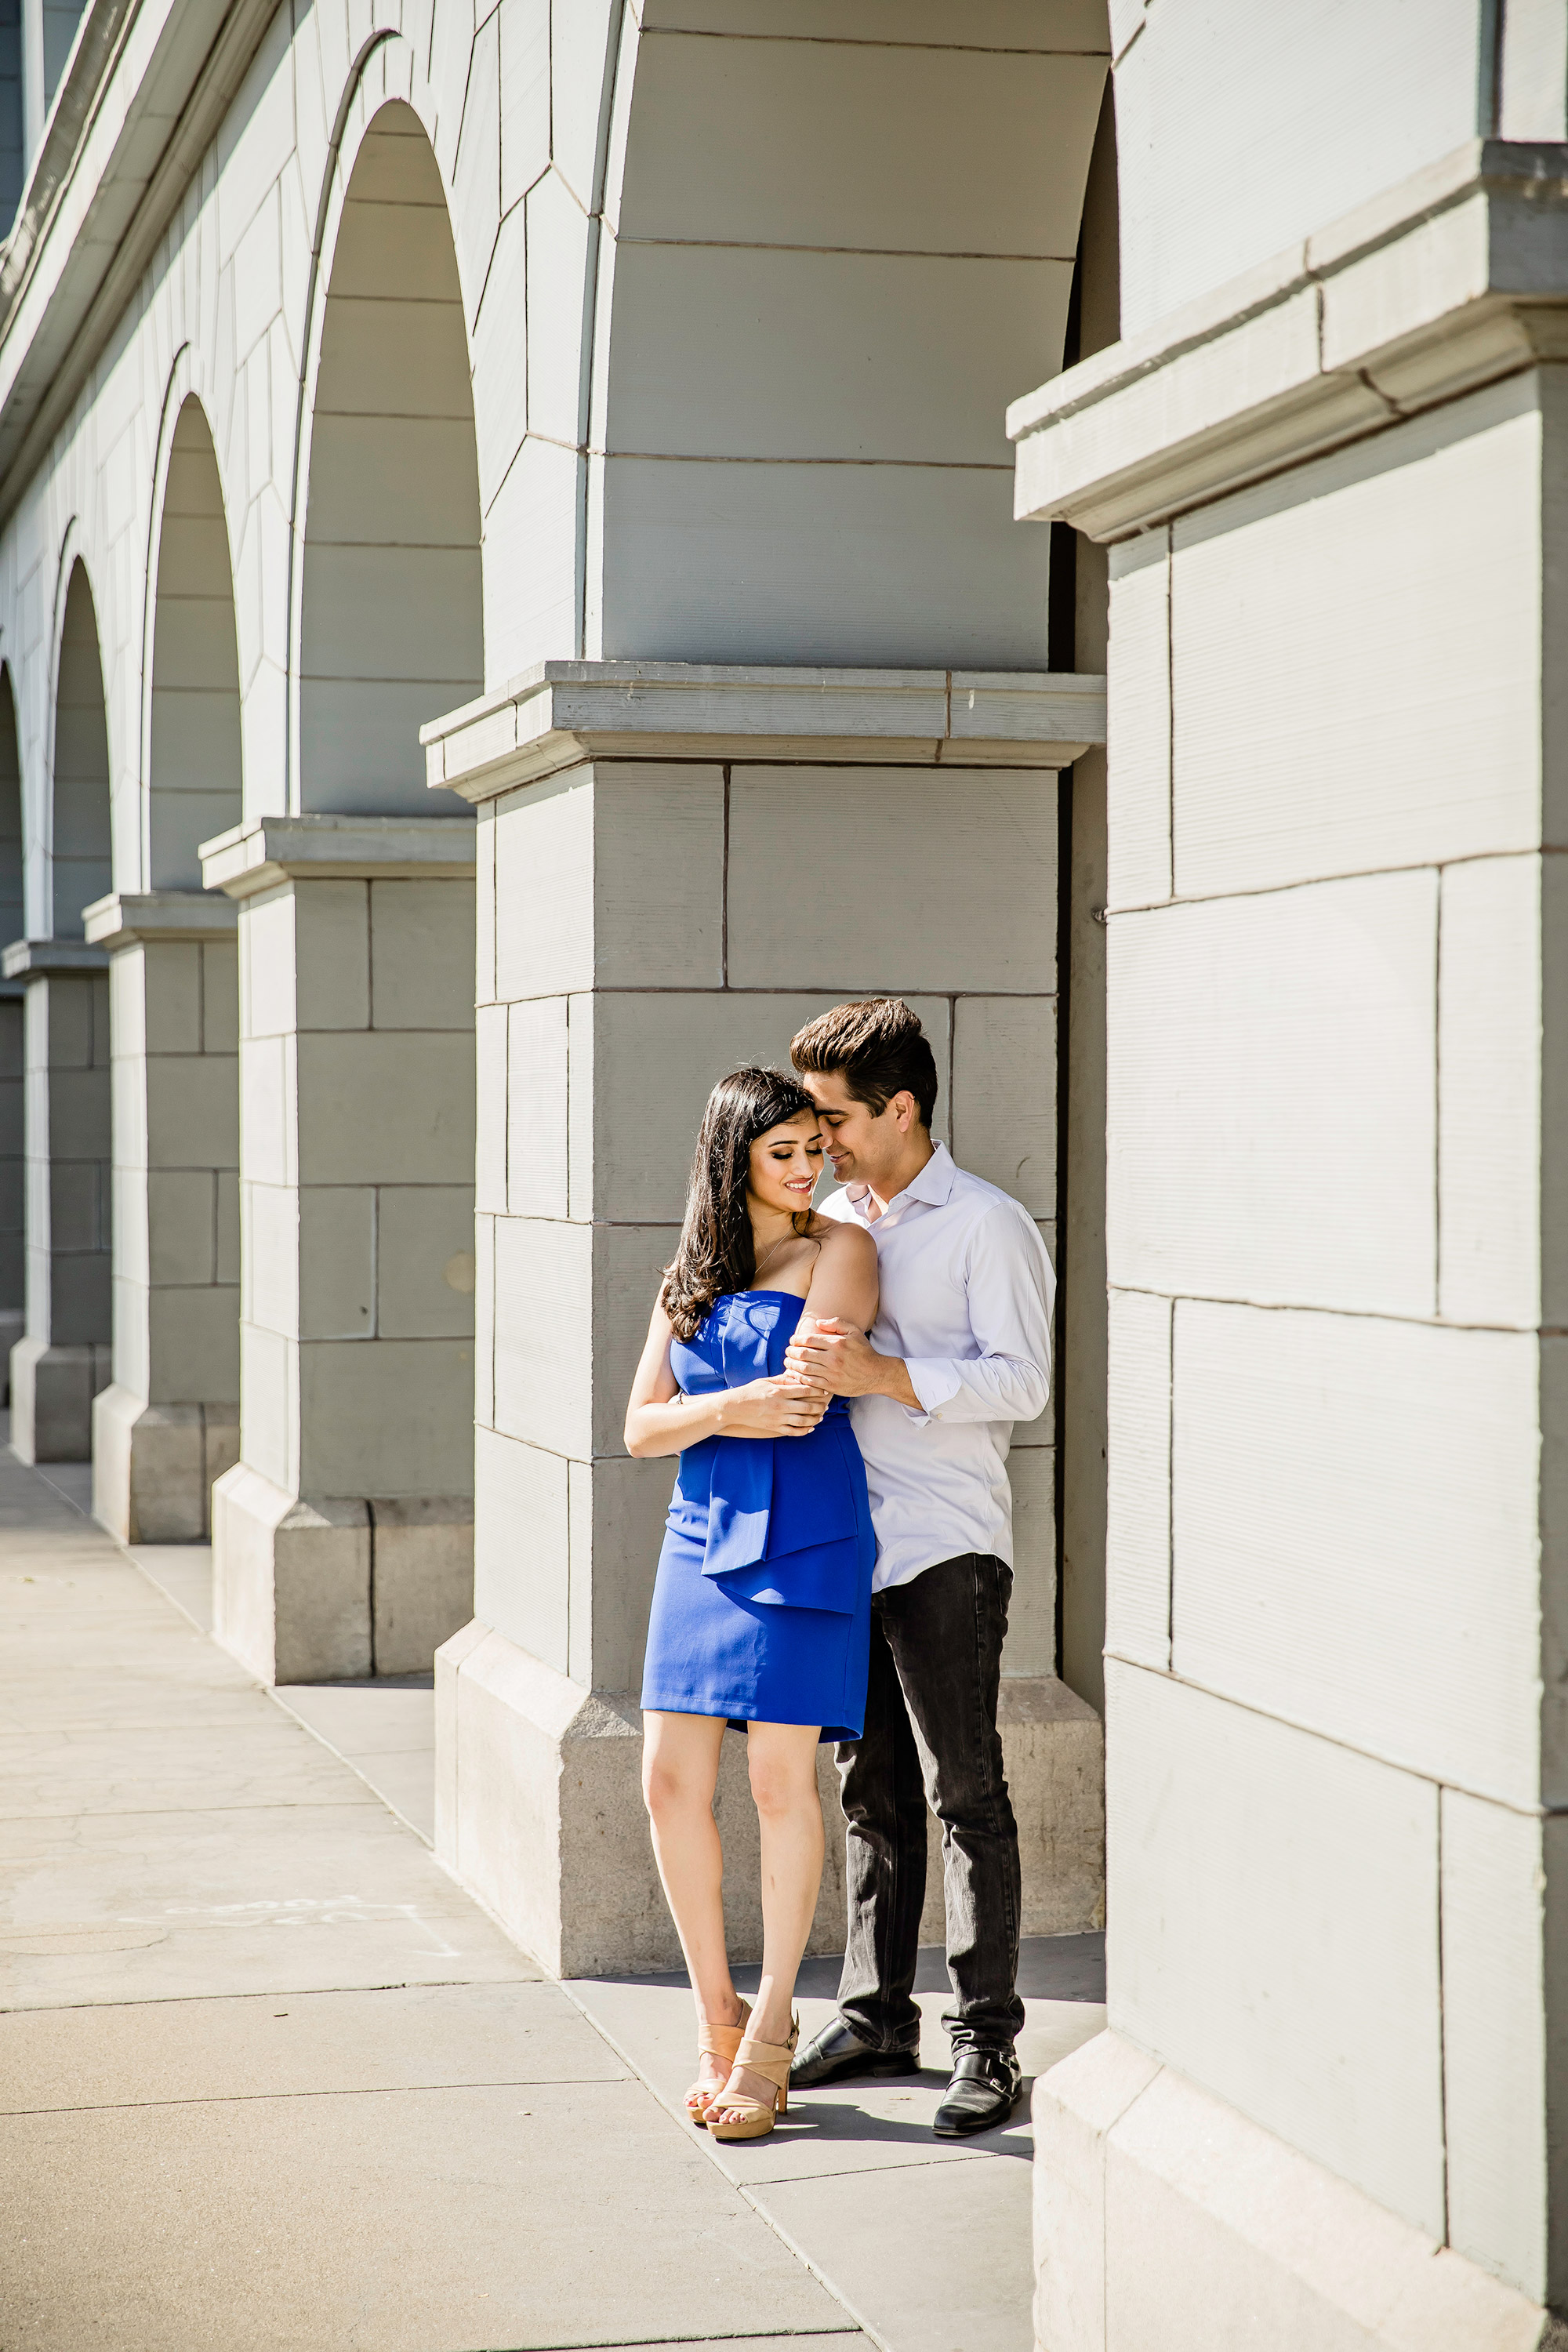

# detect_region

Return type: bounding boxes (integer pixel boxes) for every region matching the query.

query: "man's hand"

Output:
[783,1317,922,1410]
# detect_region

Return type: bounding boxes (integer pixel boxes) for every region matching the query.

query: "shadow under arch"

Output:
[591,16,1108,667]
[12,557,112,1462]
[52,557,111,937]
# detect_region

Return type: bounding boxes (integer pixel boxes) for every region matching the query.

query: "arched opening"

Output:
[13,557,111,1461]
[52,557,111,935]
[148,397,242,883]
[598,25,1106,666]
[0,666,25,1385]
[300,100,481,814]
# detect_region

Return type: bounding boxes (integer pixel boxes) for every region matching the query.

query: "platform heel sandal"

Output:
[706,2017,800,2143]
[684,2002,752,2125]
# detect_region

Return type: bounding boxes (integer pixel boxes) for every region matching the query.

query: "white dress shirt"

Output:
[818,1142,1055,1592]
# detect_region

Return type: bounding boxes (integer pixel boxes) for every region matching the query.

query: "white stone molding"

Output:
[422,662,1109,804]
[1033,2031,1559,2352]
[0,0,283,510]
[2,938,108,976]
[199,813,478,901]
[82,890,238,949]
[1010,140,1568,540]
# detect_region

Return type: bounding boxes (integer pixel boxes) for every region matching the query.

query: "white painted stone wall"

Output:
[1111,0,1494,337]
[1099,372,1563,2286]
[1013,24,1568,2324]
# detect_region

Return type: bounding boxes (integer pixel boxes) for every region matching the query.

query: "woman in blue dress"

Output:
[626,1066,878,2143]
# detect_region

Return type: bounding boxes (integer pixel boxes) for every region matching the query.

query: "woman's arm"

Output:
[798,1222,879,1340]
[623,1296,829,1460]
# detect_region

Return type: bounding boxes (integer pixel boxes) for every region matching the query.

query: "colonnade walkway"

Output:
[0,1437,1105,2352]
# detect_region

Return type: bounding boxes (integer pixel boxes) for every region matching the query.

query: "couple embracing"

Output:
[626,998,1054,2145]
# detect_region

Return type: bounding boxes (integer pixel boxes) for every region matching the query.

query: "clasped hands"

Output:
[717,1319,888,1441]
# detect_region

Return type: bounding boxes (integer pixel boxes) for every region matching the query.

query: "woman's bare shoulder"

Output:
[808,1216,876,1265]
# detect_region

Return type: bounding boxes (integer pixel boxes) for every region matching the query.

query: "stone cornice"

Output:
[0,0,283,516]
[198,813,477,901]
[1010,140,1568,541]
[2,937,110,977]
[420,662,1108,806]
[82,889,238,949]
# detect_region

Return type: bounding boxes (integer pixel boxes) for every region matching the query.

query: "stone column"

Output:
[423,661,1108,1978]
[4,940,111,1459]
[200,815,477,1685]
[1013,153,1568,2345]
[83,891,240,1541]
[0,980,26,1387]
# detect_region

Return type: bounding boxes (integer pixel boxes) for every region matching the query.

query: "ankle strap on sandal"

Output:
[733,2033,793,2083]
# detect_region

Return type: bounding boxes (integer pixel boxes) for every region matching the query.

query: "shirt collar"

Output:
[844,1141,956,1221]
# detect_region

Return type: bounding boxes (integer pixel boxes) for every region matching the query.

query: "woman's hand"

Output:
[718,1373,829,1439]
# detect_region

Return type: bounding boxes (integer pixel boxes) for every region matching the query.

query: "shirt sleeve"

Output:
[902,1205,1054,1426]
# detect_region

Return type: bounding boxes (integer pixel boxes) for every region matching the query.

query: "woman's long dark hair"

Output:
[661,1066,818,1339]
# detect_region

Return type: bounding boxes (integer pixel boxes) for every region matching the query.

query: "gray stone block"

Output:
[9,1335,109,1461]
[438,1623,1102,1977]
[370,1495,475,1675]
[212,1462,372,1684]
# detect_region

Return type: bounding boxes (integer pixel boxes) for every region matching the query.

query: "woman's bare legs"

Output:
[709,1720,825,2126]
[642,1711,746,2112]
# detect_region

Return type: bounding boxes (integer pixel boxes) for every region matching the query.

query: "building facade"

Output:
[0,0,1559,2345]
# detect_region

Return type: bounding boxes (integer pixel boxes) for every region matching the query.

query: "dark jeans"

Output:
[834,1552,1023,2056]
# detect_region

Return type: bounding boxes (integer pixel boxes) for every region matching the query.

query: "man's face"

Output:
[801,1067,913,1189]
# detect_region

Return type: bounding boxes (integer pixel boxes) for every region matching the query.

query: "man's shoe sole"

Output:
[789,2049,922,2090]
[931,2089,1022,2139]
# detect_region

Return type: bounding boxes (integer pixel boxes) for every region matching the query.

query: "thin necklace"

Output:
[753,1229,794,1282]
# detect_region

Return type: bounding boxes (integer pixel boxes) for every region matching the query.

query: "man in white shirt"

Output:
[782,997,1055,2139]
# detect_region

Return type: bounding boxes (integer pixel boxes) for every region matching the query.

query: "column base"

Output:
[436,1621,1105,1979]
[0,1309,23,1403]
[90,1387,239,1542]
[9,1336,110,1461]
[212,1462,474,1684]
[1033,2031,1564,2352]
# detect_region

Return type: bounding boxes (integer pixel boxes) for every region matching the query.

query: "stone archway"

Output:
[11,557,112,1461]
[209,99,481,1686]
[90,396,245,1541]
[299,99,482,811]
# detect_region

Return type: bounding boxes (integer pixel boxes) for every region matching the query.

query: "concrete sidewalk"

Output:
[2,1446,1105,2351]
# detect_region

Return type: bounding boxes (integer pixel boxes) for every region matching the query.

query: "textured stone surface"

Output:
[1033,2033,1555,2352]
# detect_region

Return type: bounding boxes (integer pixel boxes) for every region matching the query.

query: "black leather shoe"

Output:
[789,2015,920,2090]
[932,2047,1023,2138]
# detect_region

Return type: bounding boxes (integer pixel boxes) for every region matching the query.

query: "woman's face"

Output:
[746,1112,825,1220]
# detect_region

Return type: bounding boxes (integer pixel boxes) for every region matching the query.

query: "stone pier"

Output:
[424,660,1108,1978]
[201,815,477,1686]
[85,890,240,1541]
[5,941,111,1460]
[1013,133,1568,2349]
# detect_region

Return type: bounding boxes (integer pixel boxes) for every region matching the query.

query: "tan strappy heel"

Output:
[706,2016,800,2142]
[684,2001,752,2125]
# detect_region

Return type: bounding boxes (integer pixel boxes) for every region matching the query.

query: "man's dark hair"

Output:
[790,998,938,1129]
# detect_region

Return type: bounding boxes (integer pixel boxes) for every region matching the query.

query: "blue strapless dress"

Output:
[639,1290,875,1740]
